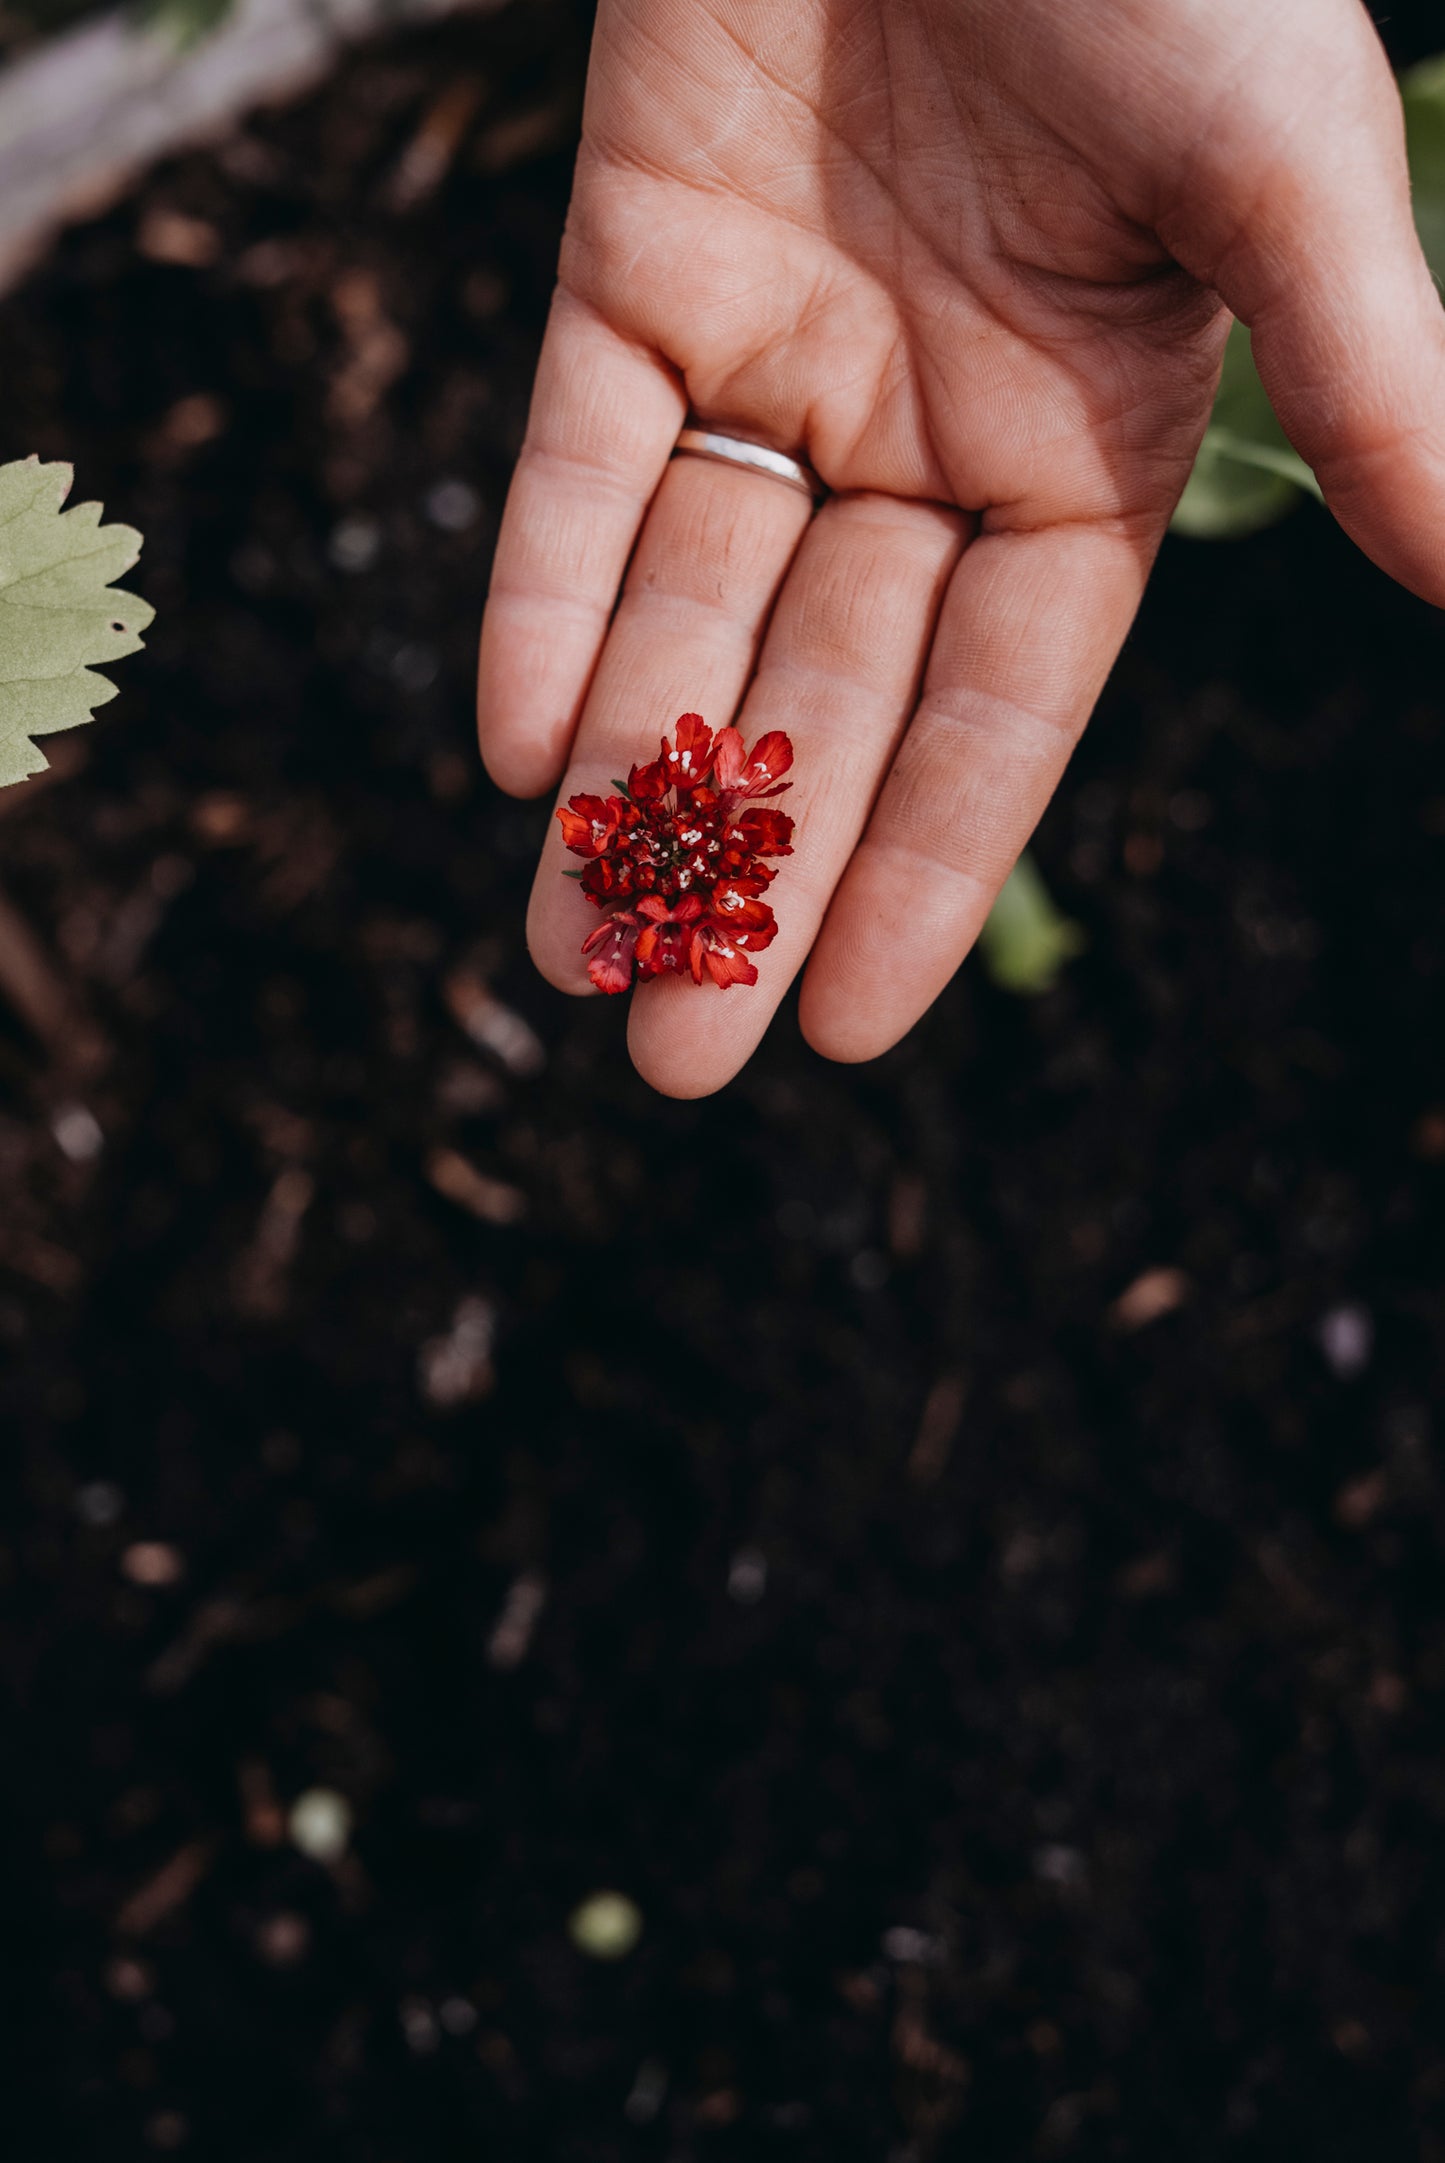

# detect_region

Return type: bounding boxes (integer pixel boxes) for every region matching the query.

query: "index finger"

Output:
[477,285,685,798]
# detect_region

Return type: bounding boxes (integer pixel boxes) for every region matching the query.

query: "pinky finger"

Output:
[477,286,685,798]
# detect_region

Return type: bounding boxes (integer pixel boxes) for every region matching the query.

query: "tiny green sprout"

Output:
[978,851,1086,998]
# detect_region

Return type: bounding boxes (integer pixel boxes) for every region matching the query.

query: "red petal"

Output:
[582,909,640,946]
[581,855,634,903]
[636,891,706,925]
[711,727,746,791]
[709,878,774,933]
[556,793,618,856]
[731,911,778,952]
[581,913,640,994]
[739,731,793,796]
[636,922,690,975]
[704,941,758,989]
[665,712,713,791]
[628,757,667,804]
[735,808,794,856]
[689,921,760,989]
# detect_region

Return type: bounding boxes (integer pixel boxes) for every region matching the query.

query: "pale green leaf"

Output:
[0,456,153,788]
[978,852,1086,997]
[1171,319,1320,540]
[1402,54,1445,287]
[1199,428,1323,502]
[135,0,236,51]
[1177,52,1445,544]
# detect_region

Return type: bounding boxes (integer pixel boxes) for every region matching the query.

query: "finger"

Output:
[625,494,970,1099]
[526,453,812,991]
[477,285,686,797]
[1161,7,1445,604]
[800,518,1152,1064]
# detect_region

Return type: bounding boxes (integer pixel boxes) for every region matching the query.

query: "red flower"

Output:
[582,910,642,995]
[712,727,793,798]
[580,852,638,904]
[627,755,667,805]
[732,807,794,857]
[689,922,759,990]
[708,876,777,946]
[634,893,704,977]
[662,713,713,795]
[556,793,624,857]
[557,715,796,994]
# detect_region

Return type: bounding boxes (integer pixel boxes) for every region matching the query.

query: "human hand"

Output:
[477,0,1445,1096]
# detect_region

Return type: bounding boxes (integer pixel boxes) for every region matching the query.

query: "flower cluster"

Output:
[557,714,795,994]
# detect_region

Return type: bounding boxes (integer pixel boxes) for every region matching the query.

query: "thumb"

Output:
[1166,5,1445,604]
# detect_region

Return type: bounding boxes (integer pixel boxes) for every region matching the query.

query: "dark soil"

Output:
[3,4,1445,2157]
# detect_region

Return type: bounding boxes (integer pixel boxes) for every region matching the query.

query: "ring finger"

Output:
[625,490,971,1097]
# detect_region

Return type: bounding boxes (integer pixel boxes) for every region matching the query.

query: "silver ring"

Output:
[673,424,825,501]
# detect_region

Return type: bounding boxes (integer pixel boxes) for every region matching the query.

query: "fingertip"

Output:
[477,723,569,802]
[798,850,966,1066]
[628,1041,727,1101]
[796,976,899,1067]
[529,950,597,1001]
[626,974,765,1098]
[476,606,586,798]
[525,882,600,999]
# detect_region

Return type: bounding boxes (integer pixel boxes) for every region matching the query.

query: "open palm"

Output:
[478,0,1445,1096]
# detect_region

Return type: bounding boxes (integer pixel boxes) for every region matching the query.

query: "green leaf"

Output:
[0,457,153,789]
[1402,54,1445,288]
[1176,53,1445,544]
[978,851,1086,998]
[1197,427,1322,501]
[133,0,235,51]
[1171,319,1319,540]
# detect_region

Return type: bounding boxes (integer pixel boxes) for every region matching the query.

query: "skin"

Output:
[477,0,1445,1098]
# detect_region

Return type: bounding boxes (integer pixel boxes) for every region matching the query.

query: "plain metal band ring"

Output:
[672,425,825,501]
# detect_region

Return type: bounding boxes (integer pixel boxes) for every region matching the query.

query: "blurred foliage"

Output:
[1171,320,1324,540]
[134,0,232,48]
[1174,50,1445,540]
[0,0,230,39]
[1403,52,1445,273]
[977,852,1086,998]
